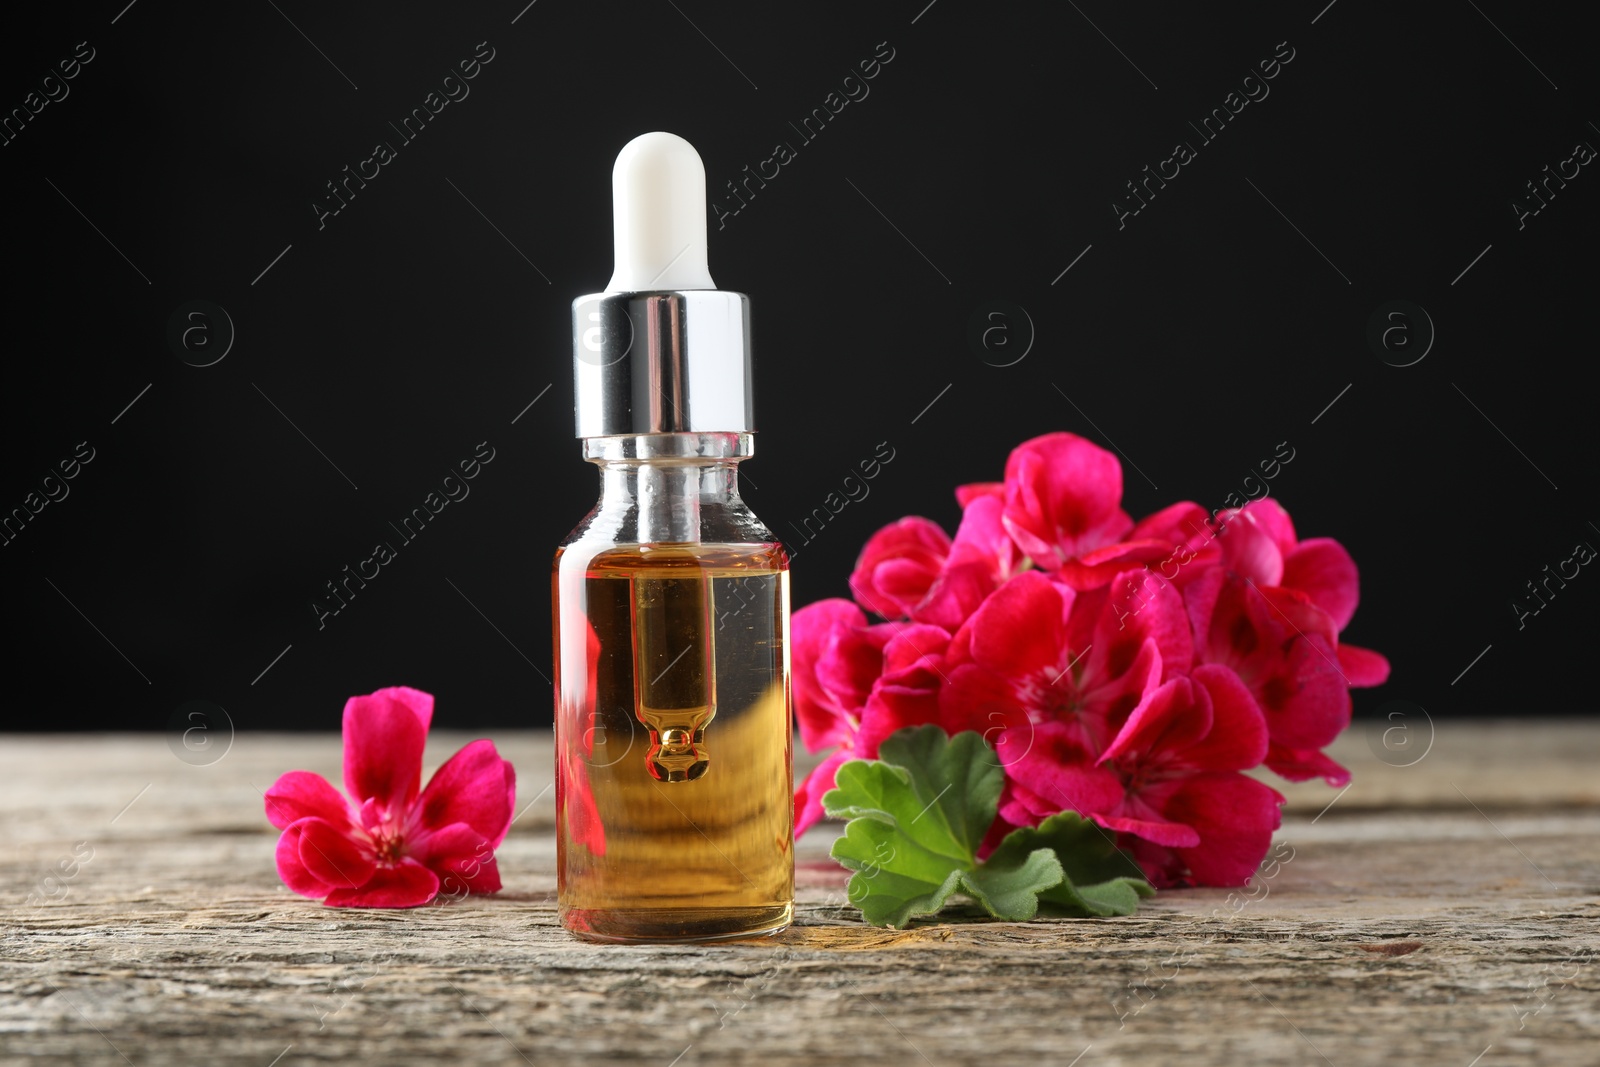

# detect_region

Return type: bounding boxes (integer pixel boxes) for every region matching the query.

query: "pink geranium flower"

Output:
[849,495,1025,630]
[848,517,952,622]
[1190,500,1391,784]
[264,686,516,908]
[1000,432,1133,581]
[1216,499,1363,630]
[1095,665,1284,887]
[1000,433,1217,590]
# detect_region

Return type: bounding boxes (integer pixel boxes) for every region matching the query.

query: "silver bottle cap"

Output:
[571,289,753,437]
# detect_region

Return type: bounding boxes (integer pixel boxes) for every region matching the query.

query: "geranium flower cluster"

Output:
[794,432,1388,887]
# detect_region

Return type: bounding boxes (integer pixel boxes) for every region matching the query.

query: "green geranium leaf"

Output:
[876,725,1003,858]
[988,812,1155,917]
[960,844,1064,923]
[822,727,1154,927]
[828,807,968,927]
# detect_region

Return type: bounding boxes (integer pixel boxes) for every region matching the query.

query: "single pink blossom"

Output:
[848,517,952,622]
[1000,433,1218,590]
[1216,499,1363,630]
[850,495,1027,631]
[1095,665,1284,887]
[1000,432,1133,581]
[264,686,516,908]
[1186,570,1342,747]
[1188,500,1390,784]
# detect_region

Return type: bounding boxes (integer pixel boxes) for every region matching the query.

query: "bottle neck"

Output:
[582,433,757,545]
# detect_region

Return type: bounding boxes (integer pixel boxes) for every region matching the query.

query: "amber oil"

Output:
[554,540,793,942]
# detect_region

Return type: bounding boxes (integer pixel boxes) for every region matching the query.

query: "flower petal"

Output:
[1183,566,1226,648]
[794,750,851,837]
[879,623,952,679]
[1095,780,1203,848]
[410,821,502,896]
[955,481,1004,507]
[813,624,892,718]
[1002,432,1132,570]
[1262,635,1352,749]
[1265,743,1351,786]
[322,859,440,909]
[856,624,950,756]
[298,816,377,889]
[857,682,942,758]
[440,855,503,897]
[1193,574,1350,751]
[263,770,349,830]
[1120,834,1188,889]
[1099,677,1210,768]
[410,820,486,865]
[1216,506,1286,587]
[342,687,433,812]
[1166,773,1285,886]
[965,571,1071,680]
[275,819,337,899]
[939,662,1029,742]
[1088,637,1165,747]
[916,496,1019,629]
[1096,810,1203,849]
[1232,499,1297,557]
[1130,501,1212,548]
[1055,540,1174,591]
[1338,643,1391,688]
[1006,721,1125,816]
[413,739,516,848]
[1092,567,1193,683]
[1282,537,1361,632]
[1257,583,1341,646]
[995,779,1059,828]
[1185,664,1270,772]
[1125,502,1225,588]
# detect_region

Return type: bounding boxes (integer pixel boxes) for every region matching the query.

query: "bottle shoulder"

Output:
[558,497,781,551]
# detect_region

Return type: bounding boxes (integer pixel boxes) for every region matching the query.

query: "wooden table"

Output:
[3,723,1597,1066]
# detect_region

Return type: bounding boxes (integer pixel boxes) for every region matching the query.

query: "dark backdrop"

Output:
[2,1,1594,733]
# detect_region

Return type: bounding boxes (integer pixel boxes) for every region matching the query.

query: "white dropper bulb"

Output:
[605,132,717,292]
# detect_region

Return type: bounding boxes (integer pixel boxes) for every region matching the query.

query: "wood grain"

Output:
[2,723,1597,1066]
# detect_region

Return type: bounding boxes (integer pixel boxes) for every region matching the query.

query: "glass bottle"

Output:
[553,433,792,941]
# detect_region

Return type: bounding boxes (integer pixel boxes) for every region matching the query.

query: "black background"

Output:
[2,1,1594,732]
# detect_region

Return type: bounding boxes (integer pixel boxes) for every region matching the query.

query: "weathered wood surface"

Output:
[2,723,1598,1066]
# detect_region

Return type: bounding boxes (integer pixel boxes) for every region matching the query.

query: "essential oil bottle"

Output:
[553,132,794,942]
